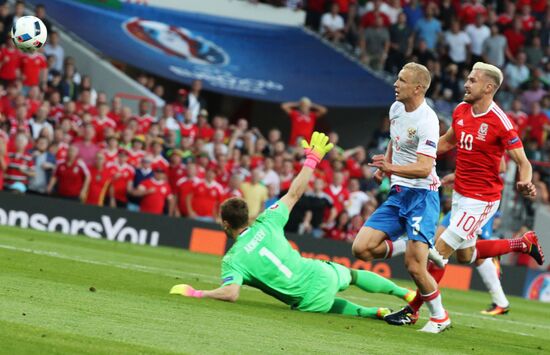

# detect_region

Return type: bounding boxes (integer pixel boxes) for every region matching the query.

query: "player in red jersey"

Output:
[385,63,545,331]
[85,152,114,206]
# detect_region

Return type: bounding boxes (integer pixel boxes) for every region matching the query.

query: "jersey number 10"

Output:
[459,132,474,151]
[259,247,293,279]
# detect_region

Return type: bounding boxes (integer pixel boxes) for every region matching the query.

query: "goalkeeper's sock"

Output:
[328,297,381,319]
[351,269,409,299]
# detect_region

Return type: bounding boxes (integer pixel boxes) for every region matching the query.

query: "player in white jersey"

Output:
[351,62,450,333]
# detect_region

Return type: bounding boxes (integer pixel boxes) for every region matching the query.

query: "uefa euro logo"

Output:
[123,18,229,66]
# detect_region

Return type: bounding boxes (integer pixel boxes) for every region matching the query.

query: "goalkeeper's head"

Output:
[220,198,249,239]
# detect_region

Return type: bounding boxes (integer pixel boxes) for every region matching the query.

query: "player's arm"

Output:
[279,132,333,212]
[507,147,536,197]
[369,153,434,179]
[373,140,393,183]
[437,126,456,155]
[170,283,241,303]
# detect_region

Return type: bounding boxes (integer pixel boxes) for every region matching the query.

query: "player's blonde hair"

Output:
[402,62,431,93]
[472,62,503,90]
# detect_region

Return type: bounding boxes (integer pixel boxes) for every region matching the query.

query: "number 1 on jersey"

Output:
[259,247,293,279]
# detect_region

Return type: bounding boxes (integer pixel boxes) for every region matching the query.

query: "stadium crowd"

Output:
[0,1,548,248]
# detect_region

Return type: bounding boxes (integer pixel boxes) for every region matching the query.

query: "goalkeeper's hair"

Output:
[220,198,249,230]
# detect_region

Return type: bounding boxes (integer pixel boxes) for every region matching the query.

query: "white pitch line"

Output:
[1,243,549,334]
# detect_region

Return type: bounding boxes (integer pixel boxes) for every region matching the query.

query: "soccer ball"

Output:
[11,16,48,53]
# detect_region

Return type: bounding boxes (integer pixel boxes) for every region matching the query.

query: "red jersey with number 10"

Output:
[452,102,523,202]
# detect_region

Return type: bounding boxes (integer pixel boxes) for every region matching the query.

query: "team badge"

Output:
[407,128,417,139]
[477,123,489,141]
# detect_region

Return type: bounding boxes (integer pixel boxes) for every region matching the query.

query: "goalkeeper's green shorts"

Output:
[296,261,352,313]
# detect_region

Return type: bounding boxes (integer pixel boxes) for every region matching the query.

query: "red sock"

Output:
[475,239,524,259]
[428,261,446,283]
[384,240,393,259]
[409,290,423,312]
[408,262,446,312]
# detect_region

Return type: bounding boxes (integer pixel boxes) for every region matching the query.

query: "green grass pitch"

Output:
[0,226,548,354]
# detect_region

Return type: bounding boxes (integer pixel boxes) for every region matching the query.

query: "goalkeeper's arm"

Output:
[280,131,333,212]
[170,283,240,302]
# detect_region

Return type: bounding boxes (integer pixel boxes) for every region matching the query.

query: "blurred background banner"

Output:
[27,0,394,107]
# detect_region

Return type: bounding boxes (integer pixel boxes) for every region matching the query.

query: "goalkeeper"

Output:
[170,132,414,319]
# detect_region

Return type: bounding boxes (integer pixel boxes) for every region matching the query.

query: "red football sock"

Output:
[409,290,423,312]
[408,262,446,312]
[476,239,525,259]
[428,261,446,283]
[384,240,393,259]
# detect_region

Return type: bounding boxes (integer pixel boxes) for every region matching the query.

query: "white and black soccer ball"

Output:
[11,16,48,53]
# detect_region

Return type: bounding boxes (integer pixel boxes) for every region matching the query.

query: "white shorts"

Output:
[440,191,500,250]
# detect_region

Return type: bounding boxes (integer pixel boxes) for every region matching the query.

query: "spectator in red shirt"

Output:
[526,102,550,148]
[361,0,391,28]
[127,135,146,167]
[508,98,529,136]
[224,173,243,201]
[107,148,135,208]
[5,133,35,191]
[187,168,224,221]
[520,4,536,31]
[175,162,202,217]
[196,109,214,141]
[0,39,21,85]
[504,17,526,59]
[75,89,98,117]
[324,171,350,214]
[0,136,7,190]
[497,2,516,28]
[102,135,119,164]
[323,210,351,241]
[180,110,199,140]
[136,99,155,134]
[92,103,117,143]
[167,149,186,191]
[134,168,175,215]
[150,138,169,173]
[107,96,122,124]
[47,144,90,201]
[459,0,487,25]
[281,97,327,146]
[73,124,100,167]
[85,152,114,206]
[21,51,48,91]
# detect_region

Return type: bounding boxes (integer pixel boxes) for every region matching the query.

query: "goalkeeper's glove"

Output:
[301,131,334,169]
[169,284,204,298]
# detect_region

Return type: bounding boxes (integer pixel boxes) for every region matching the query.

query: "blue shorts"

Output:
[364,185,440,246]
[440,211,495,240]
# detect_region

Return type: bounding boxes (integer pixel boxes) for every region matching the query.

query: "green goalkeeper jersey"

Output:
[220,201,323,308]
